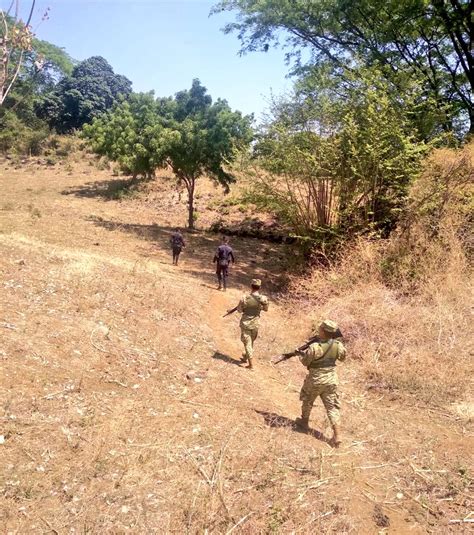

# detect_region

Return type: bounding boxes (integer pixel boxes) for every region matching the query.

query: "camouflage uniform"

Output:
[298,323,346,427]
[237,279,269,364]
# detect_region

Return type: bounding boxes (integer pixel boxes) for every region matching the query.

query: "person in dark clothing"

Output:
[213,236,235,290]
[170,229,185,265]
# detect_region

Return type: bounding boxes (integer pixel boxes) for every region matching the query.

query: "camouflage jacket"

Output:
[299,339,346,385]
[238,292,269,330]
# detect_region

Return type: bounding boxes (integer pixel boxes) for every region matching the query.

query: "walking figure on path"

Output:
[236,278,269,370]
[170,228,185,266]
[295,319,346,447]
[213,236,235,291]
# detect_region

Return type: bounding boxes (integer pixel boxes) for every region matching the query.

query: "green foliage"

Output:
[160,79,254,226]
[0,15,73,155]
[32,38,74,79]
[84,92,163,179]
[84,80,253,228]
[0,109,48,155]
[36,56,132,132]
[248,68,429,244]
[214,0,473,137]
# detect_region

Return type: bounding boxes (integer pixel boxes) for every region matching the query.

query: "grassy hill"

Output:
[0,151,472,533]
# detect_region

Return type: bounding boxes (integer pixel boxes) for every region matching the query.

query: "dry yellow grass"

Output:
[292,144,473,407]
[0,152,472,533]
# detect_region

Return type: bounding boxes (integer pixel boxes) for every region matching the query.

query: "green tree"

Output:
[36,56,132,132]
[85,80,253,228]
[3,37,73,118]
[159,79,253,228]
[213,0,473,137]
[249,68,428,243]
[0,11,73,155]
[84,92,167,179]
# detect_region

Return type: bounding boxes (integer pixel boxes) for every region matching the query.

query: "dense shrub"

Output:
[0,110,49,155]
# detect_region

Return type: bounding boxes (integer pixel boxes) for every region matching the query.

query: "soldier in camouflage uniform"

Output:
[237,278,269,370]
[295,319,346,447]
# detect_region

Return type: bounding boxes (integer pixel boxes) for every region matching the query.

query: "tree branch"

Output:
[1,49,24,105]
[25,0,36,27]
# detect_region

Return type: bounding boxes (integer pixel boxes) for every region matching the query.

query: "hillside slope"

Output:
[0,159,472,533]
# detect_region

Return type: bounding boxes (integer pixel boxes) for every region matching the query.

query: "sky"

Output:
[7,0,295,121]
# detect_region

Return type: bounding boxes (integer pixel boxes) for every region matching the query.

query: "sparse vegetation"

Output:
[0,1,472,532]
[290,143,473,403]
[0,150,472,532]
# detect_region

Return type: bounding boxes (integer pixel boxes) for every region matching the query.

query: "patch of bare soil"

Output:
[0,158,472,533]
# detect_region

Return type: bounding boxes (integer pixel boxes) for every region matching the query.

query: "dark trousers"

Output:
[172,247,182,265]
[216,264,229,288]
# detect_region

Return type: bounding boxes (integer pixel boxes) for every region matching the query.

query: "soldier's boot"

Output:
[295,416,310,431]
[331,424,341,448]
[246,358,253,370]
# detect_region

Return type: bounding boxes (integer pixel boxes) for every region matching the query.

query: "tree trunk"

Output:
[469,107,474,139]
[186,178,195,229]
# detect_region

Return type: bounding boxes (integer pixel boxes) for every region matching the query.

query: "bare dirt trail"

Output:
[1,159,472,533]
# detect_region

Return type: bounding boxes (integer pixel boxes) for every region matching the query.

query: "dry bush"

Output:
[291,144,474,405]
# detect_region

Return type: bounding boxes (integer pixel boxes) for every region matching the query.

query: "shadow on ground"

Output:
[255,410,331,445]
[212,351,242,367]
[62,177,146,200]
[85,216,292,293]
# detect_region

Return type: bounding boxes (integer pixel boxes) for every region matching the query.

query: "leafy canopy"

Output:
[84,79,253,228]
[36,56,132,132]
[248,67,429,243]
[213,0,473,137]
[0,12,74,155]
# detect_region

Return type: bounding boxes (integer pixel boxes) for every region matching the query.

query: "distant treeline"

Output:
[1,0,472,246]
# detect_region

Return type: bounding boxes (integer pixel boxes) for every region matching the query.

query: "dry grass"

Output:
[291,144,473,407]
[0,151,472,533]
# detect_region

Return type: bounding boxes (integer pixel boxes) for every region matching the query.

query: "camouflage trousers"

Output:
[240,326,258,361]
[300,380,341,426]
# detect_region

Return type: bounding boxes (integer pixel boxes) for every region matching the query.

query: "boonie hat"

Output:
[319,319,338,333]
[251,278,262,287]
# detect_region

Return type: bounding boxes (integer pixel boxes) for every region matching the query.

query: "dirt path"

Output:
[1,159,472,534]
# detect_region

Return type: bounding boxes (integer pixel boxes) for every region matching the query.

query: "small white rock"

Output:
[0,435,5,444]
[396,492,404,500]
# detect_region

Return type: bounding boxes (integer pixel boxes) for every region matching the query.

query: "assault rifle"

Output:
[223,305,239,318]
[272,328,343,364]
